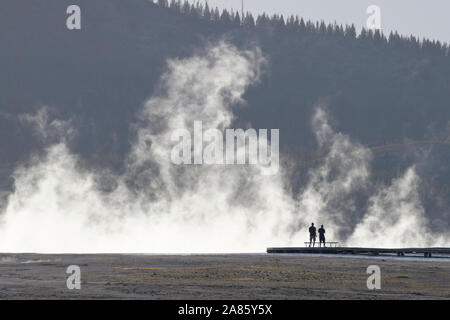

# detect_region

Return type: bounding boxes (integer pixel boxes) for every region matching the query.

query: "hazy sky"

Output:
[197,0,450,43]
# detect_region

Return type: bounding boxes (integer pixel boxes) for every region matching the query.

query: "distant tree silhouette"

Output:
[318,21,326,34]
[189,3,200,18]
[345,24,356,38]
[243,12,255,29]
[233,11,241,27]
[299,18,306,32]
[220,9,232,25]
[169,0,181,11]
[181,0,190,14]
[153,0,449,56]
[203,1,211,20]
[157,0,168,8]
[256,13,269,28]
[285,15,298,32]
[212,7,220,21]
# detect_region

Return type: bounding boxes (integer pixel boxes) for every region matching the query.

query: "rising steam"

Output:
[0,42,448,253]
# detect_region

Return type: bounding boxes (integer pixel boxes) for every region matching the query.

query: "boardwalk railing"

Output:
[267,247,450,257]
[303,242,339,248]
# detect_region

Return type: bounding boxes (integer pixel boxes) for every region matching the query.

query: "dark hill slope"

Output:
[1,0,450,163]
[1,0,449,231]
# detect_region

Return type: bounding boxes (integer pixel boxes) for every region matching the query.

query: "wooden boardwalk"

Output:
[267,247,450,257]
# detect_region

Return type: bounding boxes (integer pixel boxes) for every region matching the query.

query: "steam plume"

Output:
[0,42,448,253]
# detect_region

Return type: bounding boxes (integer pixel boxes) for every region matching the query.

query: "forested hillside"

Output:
[1,0,449,228]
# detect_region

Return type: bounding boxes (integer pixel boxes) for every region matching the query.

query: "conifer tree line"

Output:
[155,0,449,57]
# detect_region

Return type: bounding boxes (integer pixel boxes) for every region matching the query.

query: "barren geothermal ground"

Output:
[0,253,449,299]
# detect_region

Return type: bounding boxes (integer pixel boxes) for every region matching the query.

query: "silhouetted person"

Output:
[318,225,326,247]
[309,223,316,247]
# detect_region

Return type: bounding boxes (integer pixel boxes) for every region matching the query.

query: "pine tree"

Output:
[189,3,200,18]
[293,16,300,30]
[243,12,255,29]
[181,0,190,14]
[326,23,334,35]
[306,20,315,33]
[359,28,369,40]
[388,31,401,45]
[212,7,220,21]
[157,0,168,8]
[220,9,232,25]
[169,0,181,12]
[286,15,298,32]
[276,15,286,31]
[195,1,203,16]
[256,13,269,28]
[233,12,241,26]
[345,24,356,38]
[319,21,327,34]
[336,24,345,36]
[203,1,211,20]
[299,18,306,32]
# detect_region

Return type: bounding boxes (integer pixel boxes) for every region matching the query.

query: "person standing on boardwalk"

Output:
[309,223,316,247]
[318,225,326,247]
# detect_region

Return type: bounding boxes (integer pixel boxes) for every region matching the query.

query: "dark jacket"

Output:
[318,227,325,238]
